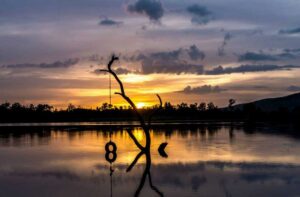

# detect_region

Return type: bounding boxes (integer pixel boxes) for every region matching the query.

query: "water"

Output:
[0,123,300,197]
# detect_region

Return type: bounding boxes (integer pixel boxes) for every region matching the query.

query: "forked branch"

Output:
[100,55,162,150]
[148,94,163,126]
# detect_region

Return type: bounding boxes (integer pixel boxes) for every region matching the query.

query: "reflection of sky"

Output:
[1,0,300,107]
[1,125,300,196]
[1,126,300,166]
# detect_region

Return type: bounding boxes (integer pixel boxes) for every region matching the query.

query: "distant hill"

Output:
[234,92,300,112]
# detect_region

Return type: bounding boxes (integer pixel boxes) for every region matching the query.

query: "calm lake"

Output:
[0,122,300,197]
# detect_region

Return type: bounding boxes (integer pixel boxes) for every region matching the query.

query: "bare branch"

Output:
[108,55,119,70]
[148,172,164,196]
[156,94,162,107]
[126,129,144,150]
[148,94,163,126]
[126,151,144,172]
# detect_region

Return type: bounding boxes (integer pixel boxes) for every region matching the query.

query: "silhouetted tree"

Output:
[198,102,206,111]
[228,99,236,110]
[207,102,217,111]
[67,103,76,112]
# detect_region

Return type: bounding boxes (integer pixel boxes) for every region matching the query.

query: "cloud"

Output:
[90,45,206,75]
[143,45,205,61]
[1,58,79,69]
[218,33,232,57]
[141,59,204,74]
[205,64,300,75]
[180,85,226,94]
[127,0,164,22]
[279,27,300,35]
[93,67,132,75]
[286,85,300,92]
[149,48,182,60]
[238,51,298,62]
[187,45,205,61]
[99,18,123,26]
[187,4,213,25]
[135,45,205,74]
[238,52,278,61]
[284,48,300,53]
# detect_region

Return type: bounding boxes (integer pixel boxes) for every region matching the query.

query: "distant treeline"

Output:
[0,101,300,123]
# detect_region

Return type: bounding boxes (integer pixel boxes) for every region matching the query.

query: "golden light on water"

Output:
[37,128,300,167]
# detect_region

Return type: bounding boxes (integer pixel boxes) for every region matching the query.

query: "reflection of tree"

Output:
[126,133,163,196]
[101,55,164,196]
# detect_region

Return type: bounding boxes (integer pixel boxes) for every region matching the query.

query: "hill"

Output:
[234,92,300,112]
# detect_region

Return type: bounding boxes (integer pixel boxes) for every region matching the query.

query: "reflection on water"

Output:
[0,123,300,196]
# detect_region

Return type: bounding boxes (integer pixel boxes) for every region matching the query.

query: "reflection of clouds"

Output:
[2,161,300,196]
[1,125,300,196]
[6,170,80,181]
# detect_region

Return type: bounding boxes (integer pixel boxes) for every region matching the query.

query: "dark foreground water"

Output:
[0,123,300,197]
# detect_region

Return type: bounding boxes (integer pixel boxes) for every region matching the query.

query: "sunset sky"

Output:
[1,0,300,108]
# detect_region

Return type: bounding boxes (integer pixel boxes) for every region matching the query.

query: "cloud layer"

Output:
[238,51,297,62]
[1,59,79,69]
[181,85,226,94]
[205,65,300,75]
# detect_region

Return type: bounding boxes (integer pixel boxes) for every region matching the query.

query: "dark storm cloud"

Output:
[279,27,300,35]
[238,51,297,62]
[205,64,300,75]
[181,85,226,94]
[127,0,164,21]
[1,58,79,69]
[217,33,232,57]
[99,18,123,26]
[187,4,213,25]
[286,85,300,92]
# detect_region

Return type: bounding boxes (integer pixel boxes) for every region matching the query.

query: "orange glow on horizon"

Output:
[136,102,146,109]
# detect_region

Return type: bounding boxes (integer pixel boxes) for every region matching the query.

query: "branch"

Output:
[103,55,146,128]
[148,94,163,126]
[126,129,144,151]
[148,172,164,197]
[126,151,144,172]
[108,55,119,70]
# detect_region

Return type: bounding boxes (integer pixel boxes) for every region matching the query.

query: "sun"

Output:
[136,102,146,109]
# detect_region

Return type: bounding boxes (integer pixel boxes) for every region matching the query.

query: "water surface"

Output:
[0,123,300,197]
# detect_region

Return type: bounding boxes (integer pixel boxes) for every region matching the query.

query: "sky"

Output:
[1,0,300,108]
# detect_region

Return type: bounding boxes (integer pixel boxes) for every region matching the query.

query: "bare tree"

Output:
[100,55,164,196]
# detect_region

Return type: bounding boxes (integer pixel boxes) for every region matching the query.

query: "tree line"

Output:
[1,100,300,123]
